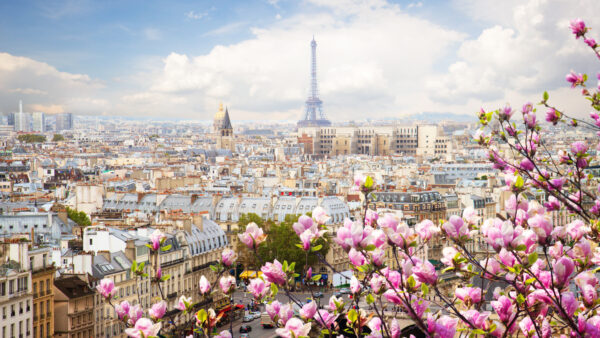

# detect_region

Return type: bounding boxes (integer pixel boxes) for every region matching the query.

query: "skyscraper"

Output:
[32,112,45,132]
[56,113,73,131]
[14,100,31,132]
[298,37,331,128]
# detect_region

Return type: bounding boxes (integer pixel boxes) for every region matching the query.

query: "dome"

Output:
[214,103,226,120]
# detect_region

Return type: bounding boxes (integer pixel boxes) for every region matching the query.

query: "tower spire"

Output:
[298,36,330,127]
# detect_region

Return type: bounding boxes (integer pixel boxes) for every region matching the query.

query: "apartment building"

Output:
[53,275,95,338]
[30,247,55,338]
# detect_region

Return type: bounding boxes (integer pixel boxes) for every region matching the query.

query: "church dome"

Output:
[214,103,226,120]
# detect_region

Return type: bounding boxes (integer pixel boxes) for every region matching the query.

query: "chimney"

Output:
[124,239,136,262]
[191,194,199,205]
[137,192,146,203]
[192,214,204,232]
[57,208,68,225]
[97,250,111,262]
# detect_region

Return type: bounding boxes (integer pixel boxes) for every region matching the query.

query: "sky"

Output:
[0,0,599,121]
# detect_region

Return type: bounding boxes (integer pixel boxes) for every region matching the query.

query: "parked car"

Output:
[240,325,252,333]
[334,291,342,297]
[240,334,250,338]
[340,288,351,294]
[314,292,324,298]
[250,311,261,319]
[242,315,254,323]
[261,312,275,328]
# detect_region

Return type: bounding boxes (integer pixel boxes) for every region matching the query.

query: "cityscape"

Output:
[1,1,600,338]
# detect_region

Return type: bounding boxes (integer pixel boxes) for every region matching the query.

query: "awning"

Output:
[239,270,263,279]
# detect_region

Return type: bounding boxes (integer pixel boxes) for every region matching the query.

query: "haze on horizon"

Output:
[0,0,599,121]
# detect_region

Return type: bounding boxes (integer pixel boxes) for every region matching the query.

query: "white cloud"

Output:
[123,0,465,119]
[143,28,162,40]
[407,2,423,9]
[429,0,600,117]
[0,53,106,114]
[186,10,208,20]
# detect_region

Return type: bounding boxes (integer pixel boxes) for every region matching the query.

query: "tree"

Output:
[52,134,65,142]
[236,213,330,274]
[17,134,46,143]
[65,207,91,226]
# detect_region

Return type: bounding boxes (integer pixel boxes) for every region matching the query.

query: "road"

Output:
[216,288,353,338]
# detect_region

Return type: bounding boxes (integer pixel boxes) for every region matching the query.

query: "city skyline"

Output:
[1,0,599,121]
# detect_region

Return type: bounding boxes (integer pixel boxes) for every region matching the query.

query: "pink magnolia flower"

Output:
[455,287,482,305]
[520,158,534,171]
[498,248,517,267]
[128,304,143,326]
[214,331,232,338]
[275,318,311,338]
[370,274,386,294]
[499,105,514,121]
[293,215,314,235]
[545,108,560,125]
[312,206,330,224]
[491,296,514,323]
[368,317,382,333]
[461,310,489,330]
[350,276,361,294]
[570,19,587,38]
[299,229,314,251]
[348,248,366,266]
[528,214,553,244]
[199,275,211,294]
[443,216,469,239]
[278,303,294,325]
[544,196,561,212]
[115,300,130,320]
[441,247,462,268]
[266,300,281,321]
[553,257,575,287]
[401,295,428,319]
[365,209,379,226]
[328,295,343,311]
[415,219,439,241]
[124,318,161,338]
[390,319,400,338]
[300,301,317,319]
[149,229,165,251]
[221,249,237,267]
[219,276,236,294]
[315,309,338,329]
[248,278,269,299]
[412,260,437,285]
[571,141,588,157]
[567,220,589,241]
[96,278,117,299]
[238,222,266,249]
[480,258,502,277]
[175,295,192,311]
[566,71,584,88]
[377,213,400,232]
[586,38,598,48]
[519,316,535,337]
[306,267,312,280]
[155,267,162,280]
[370,249,385,267]
[149,301,167,320]
[354,173,366,187]
[575,271,599,307]
[261,260,287,286]
[561,292,579,317]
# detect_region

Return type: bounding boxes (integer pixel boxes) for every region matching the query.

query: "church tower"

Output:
[214,103,234,152]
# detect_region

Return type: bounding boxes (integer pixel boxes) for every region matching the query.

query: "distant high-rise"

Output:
[56,113,73,131]
[297,37,331,128]
[14,100,31,132]
[32,112,45,132]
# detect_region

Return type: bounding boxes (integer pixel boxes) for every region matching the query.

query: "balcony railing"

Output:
[167,292,177,299]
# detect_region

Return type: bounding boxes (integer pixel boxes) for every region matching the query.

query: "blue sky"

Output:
[0,0,599,120]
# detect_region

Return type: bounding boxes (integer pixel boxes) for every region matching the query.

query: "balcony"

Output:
[40,313,45,319]
[167,292,177,299]
[33,315,38,321]
[33,293,38,298]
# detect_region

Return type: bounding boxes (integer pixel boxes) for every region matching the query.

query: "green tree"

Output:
[17,134,46,143]
[236,213,330,274]
[65,207,91,226]
[52,134,65,142]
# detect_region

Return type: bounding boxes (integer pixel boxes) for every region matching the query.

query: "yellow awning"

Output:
[239,270,263,279]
